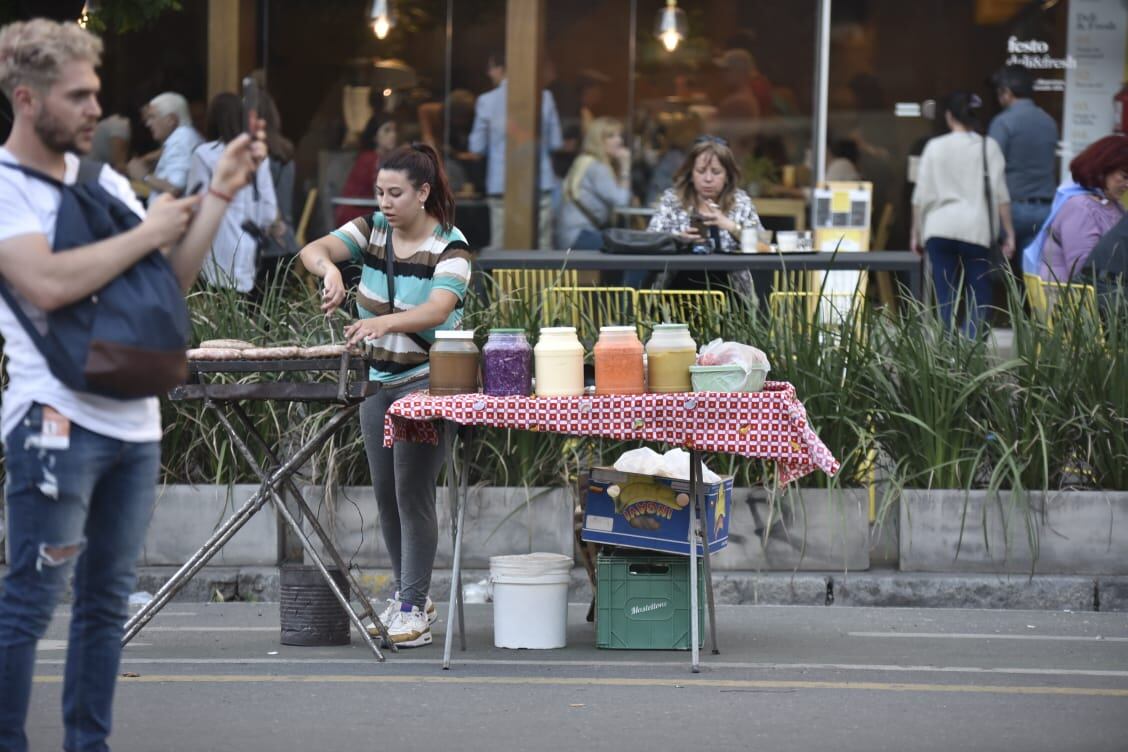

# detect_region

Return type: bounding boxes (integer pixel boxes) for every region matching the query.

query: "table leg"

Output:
[227,403,386,639]
[122,403,360,646]
[693,449,720,655]
[209,403,389,660]
[123,485,270,644]
[457,427,471,651]
[443,423,463,669]
[266,475,387,661]
[688,450,700,674]
[230,403,304,562]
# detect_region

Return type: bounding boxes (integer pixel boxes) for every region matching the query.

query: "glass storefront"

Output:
[0,1,1089,251]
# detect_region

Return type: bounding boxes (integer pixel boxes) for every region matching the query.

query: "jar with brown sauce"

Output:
[429,330,480,395]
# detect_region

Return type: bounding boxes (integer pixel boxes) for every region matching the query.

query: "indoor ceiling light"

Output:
[655,0,687,53]
[77,0,98,29]
[369,0,394,40]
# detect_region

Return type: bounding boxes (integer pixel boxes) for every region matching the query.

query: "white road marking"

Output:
[138,627,278,632]
[33,655,1128,678]
[848,631,1128,642]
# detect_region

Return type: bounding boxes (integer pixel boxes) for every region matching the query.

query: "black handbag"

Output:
[600,228,679,255]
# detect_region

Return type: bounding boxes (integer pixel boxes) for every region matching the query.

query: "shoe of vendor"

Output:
[382,604,433,648]
[367,593,437,636]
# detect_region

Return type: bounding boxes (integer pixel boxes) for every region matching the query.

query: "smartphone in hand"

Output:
[689,212,709,239]
[241,76,259,135]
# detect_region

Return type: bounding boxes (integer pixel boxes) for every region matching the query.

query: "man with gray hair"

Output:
[0,18,264,752]
[126,90,202,199]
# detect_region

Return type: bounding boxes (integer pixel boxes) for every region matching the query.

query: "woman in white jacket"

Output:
[911,91,1015,337]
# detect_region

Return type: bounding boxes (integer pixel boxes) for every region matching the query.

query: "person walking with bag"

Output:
[911,91,1016,337]
[0,19,265,752]
[299,143,471,648]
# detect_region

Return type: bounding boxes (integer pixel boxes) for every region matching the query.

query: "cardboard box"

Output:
[581,467,732,556]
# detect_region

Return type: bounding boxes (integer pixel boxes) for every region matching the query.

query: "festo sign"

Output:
[1006,36,1078,69]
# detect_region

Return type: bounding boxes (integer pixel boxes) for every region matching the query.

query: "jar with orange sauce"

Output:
[593,326,645,395]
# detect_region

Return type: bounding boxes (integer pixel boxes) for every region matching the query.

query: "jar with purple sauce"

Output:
[481,328,533,396]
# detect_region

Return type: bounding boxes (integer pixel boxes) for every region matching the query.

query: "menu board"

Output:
[811,182,873,305]
[1062,0,1128,168]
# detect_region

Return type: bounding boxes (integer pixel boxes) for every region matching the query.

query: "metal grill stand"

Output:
[122,353,394,661]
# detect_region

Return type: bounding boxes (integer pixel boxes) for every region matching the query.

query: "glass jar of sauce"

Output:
[429,330,479,395]
[593,326,645,395]
[481,328,532,396]
[534,326,585,397]
[645,323,697,393]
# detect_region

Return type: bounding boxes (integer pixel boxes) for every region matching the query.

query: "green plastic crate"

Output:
[595,552,705,650]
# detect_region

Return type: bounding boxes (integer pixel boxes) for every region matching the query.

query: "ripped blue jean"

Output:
[0,404,159,752]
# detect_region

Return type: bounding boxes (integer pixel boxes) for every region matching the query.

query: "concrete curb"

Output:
[5,565,1123,611]
[114,566,1128,612]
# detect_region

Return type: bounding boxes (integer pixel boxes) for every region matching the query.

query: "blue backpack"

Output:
[0,159,189,399]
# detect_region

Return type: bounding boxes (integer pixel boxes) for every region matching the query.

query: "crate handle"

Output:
[628,563,670,576]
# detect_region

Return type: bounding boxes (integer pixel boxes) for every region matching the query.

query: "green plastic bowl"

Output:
[689,363,769,393]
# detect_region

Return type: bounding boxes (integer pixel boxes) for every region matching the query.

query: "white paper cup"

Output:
[776,230,799,252]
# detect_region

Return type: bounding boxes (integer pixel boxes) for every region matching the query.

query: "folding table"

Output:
[383,382,840,672]
[123,347,395,660]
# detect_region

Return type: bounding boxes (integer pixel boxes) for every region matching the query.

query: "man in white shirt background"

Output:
[126,90,202,202]
[0,18,264,752]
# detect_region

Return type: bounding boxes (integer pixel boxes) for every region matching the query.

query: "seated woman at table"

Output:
[299,143,471,648]
[556,117,632,249]
[645,135,761,297]
[333,116,398,226]
[1038,134,1128,283]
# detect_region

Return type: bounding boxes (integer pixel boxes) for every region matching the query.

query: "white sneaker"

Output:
[382,606,432,648]
[365,593,437,637]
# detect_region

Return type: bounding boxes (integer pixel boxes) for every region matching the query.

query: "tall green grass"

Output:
[163,265,1128,500]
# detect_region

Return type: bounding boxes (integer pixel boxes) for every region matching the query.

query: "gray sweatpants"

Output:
[359,377,447,609]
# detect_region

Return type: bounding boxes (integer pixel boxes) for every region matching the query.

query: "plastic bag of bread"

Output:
[696,339,771,374]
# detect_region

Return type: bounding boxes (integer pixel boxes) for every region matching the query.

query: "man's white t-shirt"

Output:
[0,147,162,443]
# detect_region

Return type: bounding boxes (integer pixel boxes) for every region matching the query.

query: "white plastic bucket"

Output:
[489,553,572,649]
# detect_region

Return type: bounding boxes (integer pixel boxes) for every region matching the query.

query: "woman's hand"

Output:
[910,225,924,256]
[699,201,739,237]
[676,229,703,244]
[1001,232,1016,260]
[345,316,390,348]
[318,265,347,314]
[211,121,268,196]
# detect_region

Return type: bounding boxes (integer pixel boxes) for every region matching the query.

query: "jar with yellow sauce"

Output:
[593,326,645,395]
[534,326,585,396]
[645,323,697,393]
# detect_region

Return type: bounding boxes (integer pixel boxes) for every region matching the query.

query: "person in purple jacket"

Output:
[1042,135,1128,282]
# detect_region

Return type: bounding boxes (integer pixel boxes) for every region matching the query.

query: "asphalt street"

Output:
[29,602,1128,752]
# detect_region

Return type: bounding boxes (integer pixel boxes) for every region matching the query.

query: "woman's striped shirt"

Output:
[331,212,471,383]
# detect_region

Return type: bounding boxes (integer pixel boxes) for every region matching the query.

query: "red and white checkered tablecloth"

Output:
[383,381,839,485]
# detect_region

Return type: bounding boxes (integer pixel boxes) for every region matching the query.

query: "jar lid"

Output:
[488,328,526,334]
[600,326,637,333]
[435,330,475,339]
[540,326,577,334]
[653,323,689,330]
